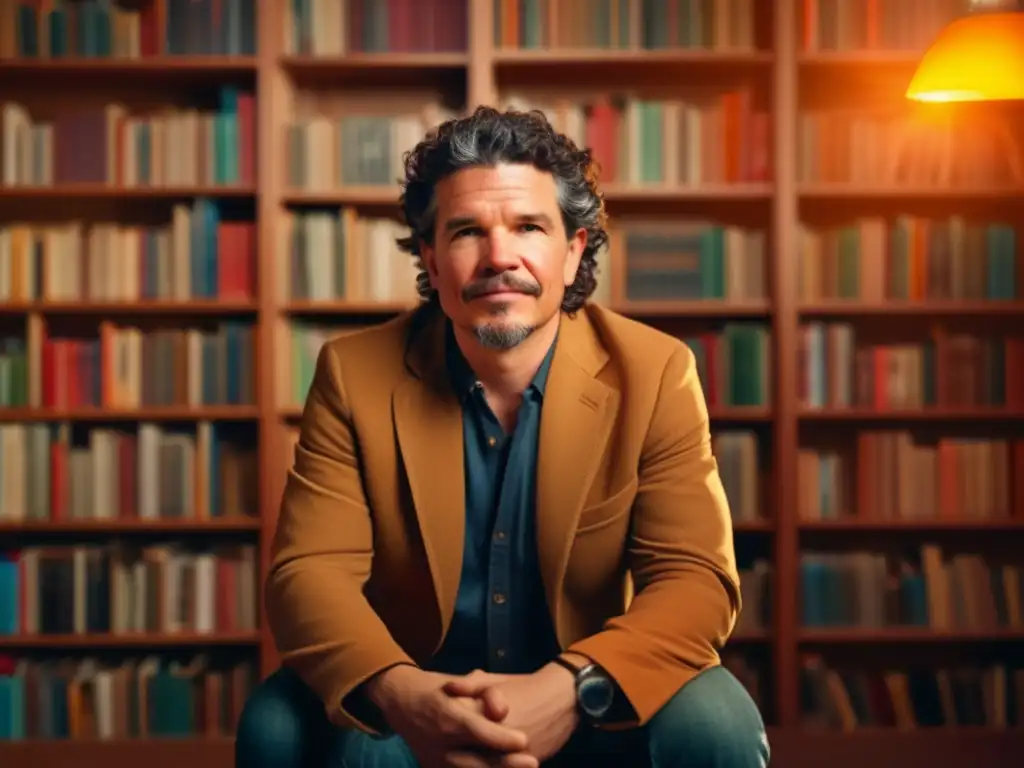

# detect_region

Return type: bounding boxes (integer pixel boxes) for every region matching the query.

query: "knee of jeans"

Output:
[235,669,323,768]
[647,666,769,768]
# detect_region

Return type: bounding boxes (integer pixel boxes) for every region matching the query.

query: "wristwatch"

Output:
[553,658,616,724]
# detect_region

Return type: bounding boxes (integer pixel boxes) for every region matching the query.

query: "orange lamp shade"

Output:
[906,12,1024,102]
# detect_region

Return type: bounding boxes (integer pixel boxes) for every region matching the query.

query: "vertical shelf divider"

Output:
[772,0,801,729]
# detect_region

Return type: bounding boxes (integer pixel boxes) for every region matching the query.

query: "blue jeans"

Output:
[235,665,769,767]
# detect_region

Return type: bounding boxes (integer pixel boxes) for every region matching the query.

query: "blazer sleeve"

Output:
[265,342,415,732]
[564,342,742,727]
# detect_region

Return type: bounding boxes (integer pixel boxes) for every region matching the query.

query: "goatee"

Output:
[474,323,535,350]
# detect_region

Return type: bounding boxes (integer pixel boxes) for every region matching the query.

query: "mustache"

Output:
[462,274,541,301]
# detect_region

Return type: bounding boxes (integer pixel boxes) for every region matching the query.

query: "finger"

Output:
[452,696,489,715]
[445,750,539,768]
[452,693,508,722]
[479,687,510,722]
[499,753,539,768]
[444,678,486,697]
[444,752,490,768]
[449,707,529,752]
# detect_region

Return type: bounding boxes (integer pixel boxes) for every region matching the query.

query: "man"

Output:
[236,106,769,768]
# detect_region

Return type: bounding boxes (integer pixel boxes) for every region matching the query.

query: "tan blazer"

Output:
[266,302,741,732]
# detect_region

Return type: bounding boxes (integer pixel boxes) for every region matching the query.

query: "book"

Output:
[797,216,1021,302]
[286,103,457,191]
[798,323,1024,411]
[0,90,256,188]
[0,543,258,637]
[798,433,1024,522]
[503,90,771,186]
[279,208,419,303]
[0,655,257,740]
[283,0,468,55]
[493,0,758,51]
[798,109,1024,189]
[0,421,259,523]
[799,654,1024,730]
[0,199,257,303]
[612,219,767,302]
[800,544,1024,630]
[0,0,258,59]
[799,0,967,53]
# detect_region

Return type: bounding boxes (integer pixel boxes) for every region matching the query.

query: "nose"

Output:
[481,227,521,272]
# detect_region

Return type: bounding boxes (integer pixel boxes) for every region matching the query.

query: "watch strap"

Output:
[551,656,583,677]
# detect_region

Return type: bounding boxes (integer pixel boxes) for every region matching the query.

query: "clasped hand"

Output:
[372,663,578,768]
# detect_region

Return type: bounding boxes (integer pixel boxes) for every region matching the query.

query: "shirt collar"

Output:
[444,320,557,403]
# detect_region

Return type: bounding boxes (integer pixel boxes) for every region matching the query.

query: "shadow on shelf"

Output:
[280,53,467,92]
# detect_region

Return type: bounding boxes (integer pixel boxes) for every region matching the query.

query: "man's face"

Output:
[420,163,586,350]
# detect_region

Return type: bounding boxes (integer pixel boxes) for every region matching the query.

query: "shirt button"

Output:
[487,436,497,447]
[494,530,506,541]
[495,649,506,659]
[492,592,507,605]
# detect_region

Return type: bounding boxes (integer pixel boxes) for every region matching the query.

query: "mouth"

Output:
[475,289,523,299]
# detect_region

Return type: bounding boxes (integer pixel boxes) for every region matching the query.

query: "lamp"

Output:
[906,0,1024,102]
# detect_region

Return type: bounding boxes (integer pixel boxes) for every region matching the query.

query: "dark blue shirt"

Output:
[426,324,562,676]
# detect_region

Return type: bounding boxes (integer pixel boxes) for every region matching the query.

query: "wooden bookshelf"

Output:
[1,0,1023,766]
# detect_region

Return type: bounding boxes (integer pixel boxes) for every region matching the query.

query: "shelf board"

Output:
[798,183,1024,199]
[0,407,259,423]
[283,187,398,206]
[612,300,771,317]
[603,183,774,201]
[0,57,256,90]
[799,408,1024,421]
[0,738,235,768]
[493,48,772,87]
[285,301,416,315]
[0,56,257,71]
[278,405,772,421]
[0,632,260,649]
[283,300,772,318]
[0,185,255,200]
[2,730,1020,768]
[0,518,261,534]
[798,51,923,66]
[768,728,1024,768]
[493,48,773,65]
[707,407,773,421]
[283,183,773,207]
[730,629,773,642]
[799,628,1024,643]
[0,301,259,316]
[281,52,467,69]
[800,519,1024,532]
[734,520,775,533]
[799,301,1024,317]
[280,53,467,88]
[492,48,774,91]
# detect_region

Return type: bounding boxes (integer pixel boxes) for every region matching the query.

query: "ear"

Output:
[420,240,439,289]
[562,228,587,286]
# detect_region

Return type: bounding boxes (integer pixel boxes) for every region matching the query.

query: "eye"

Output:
[452,227,482,239]
[519,223,543,233]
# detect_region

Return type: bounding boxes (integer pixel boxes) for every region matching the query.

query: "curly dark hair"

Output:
[396,105,609,314]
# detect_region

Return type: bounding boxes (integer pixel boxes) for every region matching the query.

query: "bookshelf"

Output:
[1,0,1023,767]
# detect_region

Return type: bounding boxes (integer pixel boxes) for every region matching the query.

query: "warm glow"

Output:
[906,12,1024,102]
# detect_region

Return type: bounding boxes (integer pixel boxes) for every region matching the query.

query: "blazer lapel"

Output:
[536,310,617,636]
[393,307,465,644]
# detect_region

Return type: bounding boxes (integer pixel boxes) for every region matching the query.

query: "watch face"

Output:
[578,674,615,718]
